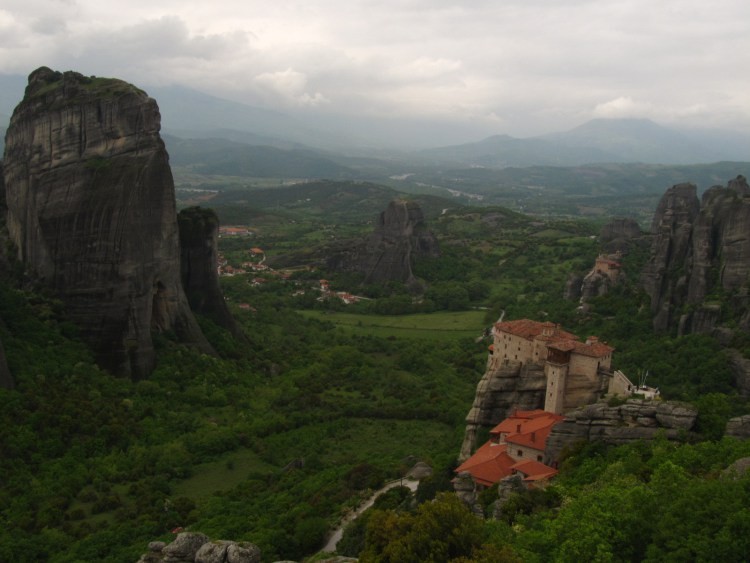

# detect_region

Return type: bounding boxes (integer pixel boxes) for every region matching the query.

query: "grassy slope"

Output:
[299,310,487,340]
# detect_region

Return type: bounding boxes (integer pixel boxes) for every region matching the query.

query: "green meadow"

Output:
[299,310,488,340]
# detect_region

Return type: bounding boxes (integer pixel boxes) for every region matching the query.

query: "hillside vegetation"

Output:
[1,177,749,562]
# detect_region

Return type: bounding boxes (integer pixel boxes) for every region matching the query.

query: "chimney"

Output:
[531,431,536,443]
[586,336,598,345]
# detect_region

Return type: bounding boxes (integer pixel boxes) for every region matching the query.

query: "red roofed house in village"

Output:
[491,319,632,414]
[455,410,563,488]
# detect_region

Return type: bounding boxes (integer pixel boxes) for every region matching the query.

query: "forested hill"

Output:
[3,191,750,561]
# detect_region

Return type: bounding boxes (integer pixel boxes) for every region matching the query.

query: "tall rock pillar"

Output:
[2,67,212,377]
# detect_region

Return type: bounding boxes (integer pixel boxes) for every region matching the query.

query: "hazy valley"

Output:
[2,67,750,563]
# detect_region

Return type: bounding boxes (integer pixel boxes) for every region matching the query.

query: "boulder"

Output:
[162,532,210,562]
[138,533,262,563]
[195,540,261,563]
[726,415,750,439]
[722,457,750,479]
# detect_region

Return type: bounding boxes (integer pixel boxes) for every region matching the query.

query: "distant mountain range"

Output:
[164,135,355,179]
[1,71,749,166]
[418,118,750,167]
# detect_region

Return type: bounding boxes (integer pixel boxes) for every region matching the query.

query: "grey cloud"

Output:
[31,16,67,35]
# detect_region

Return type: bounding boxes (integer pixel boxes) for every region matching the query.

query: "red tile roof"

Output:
[497,319,613,359]
[456,413,561,487]
[495,319,576,342]
[511,459,558,481]
[572,340,614,358]
[491,410,564,451]
[455,442,516,487]
[546,339,578,352]
[492,409,550,433]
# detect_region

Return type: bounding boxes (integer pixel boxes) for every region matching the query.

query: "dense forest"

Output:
[1,183,749,562]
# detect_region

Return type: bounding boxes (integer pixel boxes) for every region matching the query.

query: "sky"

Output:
[1,0,749,139]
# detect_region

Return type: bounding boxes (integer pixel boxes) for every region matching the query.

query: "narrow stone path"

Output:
[320,477,420,554]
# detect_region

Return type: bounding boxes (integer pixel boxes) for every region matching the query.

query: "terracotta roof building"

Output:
[455,409,563,488]
[490,319,626,414]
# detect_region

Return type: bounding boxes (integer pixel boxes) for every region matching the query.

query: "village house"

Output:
[455,410,563,488]
[218,226,251,237]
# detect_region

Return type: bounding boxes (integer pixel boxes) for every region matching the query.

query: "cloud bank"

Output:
[0,0,748,137]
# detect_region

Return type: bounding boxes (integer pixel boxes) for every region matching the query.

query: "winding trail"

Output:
[320,477,420,553]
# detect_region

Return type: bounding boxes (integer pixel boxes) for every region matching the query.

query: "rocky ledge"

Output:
[545,400,698,462]
[137,533,261,563]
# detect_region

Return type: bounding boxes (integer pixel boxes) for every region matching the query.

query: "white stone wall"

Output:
[569,353,602,381]
[496,331,534,364]
[544,363,568,414]
[609,369,634,396]
[508,442,546,462]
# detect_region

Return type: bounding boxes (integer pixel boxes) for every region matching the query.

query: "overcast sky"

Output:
[1,0,749,137]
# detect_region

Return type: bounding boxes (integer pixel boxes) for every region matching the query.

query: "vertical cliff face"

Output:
[0,164,15,389]
[459,358,547,461]
[362,200,440,287]
[178,207,246,342]
[640,183,700,331]
[327,199,440,288]
[2,67,211,377]
[641,176,750,334]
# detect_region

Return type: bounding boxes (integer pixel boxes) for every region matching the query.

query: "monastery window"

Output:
[517,450,523,457]
[537,455,543,462]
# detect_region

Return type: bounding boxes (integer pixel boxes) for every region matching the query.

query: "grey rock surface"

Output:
[3,67,212,377]
[328,199,439,289]
[138,534,262,563]
[642,176,750,334]
[459,359,547,460]
[641,183,700,332]
[162,533,210,562]
[726,415,750,439]
[178,207,246,343]
[545,400,698,462]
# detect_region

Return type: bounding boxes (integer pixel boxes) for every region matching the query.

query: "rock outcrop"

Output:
[328,199,439,289]
[2,67,212,377]
[178,207,246,342]
[459,359,547,461]
[726,415,750,439]
[545,400,698,462]
[641,183,701,331]
[0,165,14,389]
[641,176,750,333]
[137,532,261,563]
[726,350,750,398]
[452,471,483,516]
[600,217,642,254]
[563,273,583,301]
